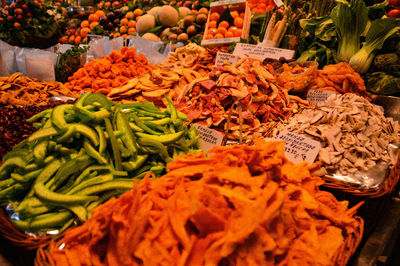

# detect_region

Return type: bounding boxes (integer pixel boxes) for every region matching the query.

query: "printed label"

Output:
[215,52,240,67]
[277,131,321,164]
[306,89,336,106]
[233,43,295,60]
[273,0,284,8]
[210,0,246,7]
[194,123,224,153]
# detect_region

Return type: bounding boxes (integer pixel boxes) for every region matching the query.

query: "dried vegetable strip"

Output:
[175,57,311,141]
[0,73,78,105]
[65,47,154,95]
[41,140,363,266]
[107,44,214,106]
[277,62,368,97]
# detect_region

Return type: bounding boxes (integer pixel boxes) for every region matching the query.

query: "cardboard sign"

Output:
[233,43,295,60]
[194,123,224,153]
[277,131,321,164]
[215,52,240,67]
[306,89,336,106]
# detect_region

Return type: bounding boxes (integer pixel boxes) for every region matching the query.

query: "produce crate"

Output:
[201,0,251,47]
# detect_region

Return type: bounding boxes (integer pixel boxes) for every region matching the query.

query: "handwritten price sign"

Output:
[277,131,321,164]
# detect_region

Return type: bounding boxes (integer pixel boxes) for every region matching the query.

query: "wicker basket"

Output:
[321,154,400,198]
[0,209,52,250]
[33,215,364,266]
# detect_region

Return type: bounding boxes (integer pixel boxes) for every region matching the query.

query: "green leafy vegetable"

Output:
[330,0,368,62]
[366,72,400,95]
[349,18,400,73]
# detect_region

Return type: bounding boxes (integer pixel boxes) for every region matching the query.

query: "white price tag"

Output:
[194,123,224,153]
[215,52,240,67]
[306,89,336,106]
[273,0,284,8]
[277,131,321,164]
[233,43,295,60]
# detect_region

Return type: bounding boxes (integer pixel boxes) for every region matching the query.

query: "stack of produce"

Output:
[0,93,199,233]
[272,93,400,186]
[40,140,363,265]
[203,9,245,40]
[277,62,368,97]
[107,44,214,106]
[65,47,154,95]
[0,73,79,105]
[137,5,208,43]
[0,0,64,48]
[175,57,311,141]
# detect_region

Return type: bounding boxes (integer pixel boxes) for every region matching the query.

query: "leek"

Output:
[349,18,400,74]
[331,0,368,62]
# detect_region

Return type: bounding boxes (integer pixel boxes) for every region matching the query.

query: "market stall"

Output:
[1,0,400,265]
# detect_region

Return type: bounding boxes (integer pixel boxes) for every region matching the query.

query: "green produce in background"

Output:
[366,72,400,95]
[55,46,90,83]
[0,93,200,233]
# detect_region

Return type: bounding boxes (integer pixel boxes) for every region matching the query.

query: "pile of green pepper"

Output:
[0,93,200,233]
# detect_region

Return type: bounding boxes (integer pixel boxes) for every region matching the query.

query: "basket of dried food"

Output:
[272,93,400,197]
[35,140,364,266]
[0,93,200,249]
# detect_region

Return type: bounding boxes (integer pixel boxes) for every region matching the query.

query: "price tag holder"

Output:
[306,89,336,106]
[194,123,224,153]
[277,131,321,164]
[273,0,284,8]
[233,43,295,60]
[215,52,240,67]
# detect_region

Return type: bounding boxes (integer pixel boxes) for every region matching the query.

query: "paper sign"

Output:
[306,89,336,106]
[210,0,246,7]
[273,0,284,8]
[194,123,224,153]
[233,43,295,60]
[277,131,321,164]
[215,52,240,67]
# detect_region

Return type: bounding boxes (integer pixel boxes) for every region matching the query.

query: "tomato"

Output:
[389,0,400,7]
[21,4,29,11]
[387,9,400,18]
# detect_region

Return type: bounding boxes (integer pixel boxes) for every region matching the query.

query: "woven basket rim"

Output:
[321,154,400,197]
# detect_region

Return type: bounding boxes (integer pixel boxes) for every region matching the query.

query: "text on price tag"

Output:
[233,43,295,60]
[306,89,337,106]
[215,52,240,67]
[277,131,321,164]
[194,124,224,153]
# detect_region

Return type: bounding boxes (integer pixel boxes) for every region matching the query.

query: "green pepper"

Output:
[116,110,138,156]
[73,179,133,196]
[95,125,107,156]
[33,139,48,165]
[137,137,171,162]
[67,173,114,195]
[105,118,122,171]
[83,140,108,165]
[136,131,185,144]
[130,112,161,135]
[122,155,148,172]
[0,156,27,175]
[51,104,74,131]
[28,127,59,143]
[10,169,42,183]
[49,155,94,191]
[27,109,52,123]
[12,210,73,232]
